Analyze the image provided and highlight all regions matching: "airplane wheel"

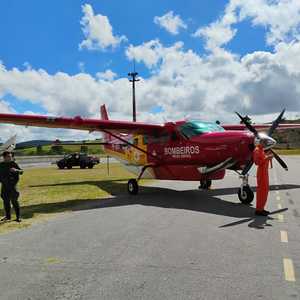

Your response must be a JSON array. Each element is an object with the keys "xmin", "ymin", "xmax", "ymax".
[
  {"xmin": 199, "ymin": 180, "xmax": 212, "ymax": 190},
  {"xmin": 238, "ymin": 185, "xmax": 254, "ymax": 205},
  {"xmin": 128, "ymin": 179, "xmax": 139, "ymax": 195}
]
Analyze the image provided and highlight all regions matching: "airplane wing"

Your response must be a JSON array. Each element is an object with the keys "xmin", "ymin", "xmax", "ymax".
[
  {"xmin": 222, "ymin": 124, "xmax": 300, "ymax": 131},
  {"xmin": 0, "ymin": 113, "xmax": 164, "ymax": 135}
]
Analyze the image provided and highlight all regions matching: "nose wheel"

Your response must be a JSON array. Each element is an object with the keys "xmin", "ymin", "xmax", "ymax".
[{"xmin": 238, "ymin": 174, "xmax": 254, "ymax": 204}]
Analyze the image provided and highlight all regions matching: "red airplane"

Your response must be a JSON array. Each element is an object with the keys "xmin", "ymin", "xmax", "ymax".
[{"xmin": 0, "ymin": 106, "xmax": 299, "ymax": 204}]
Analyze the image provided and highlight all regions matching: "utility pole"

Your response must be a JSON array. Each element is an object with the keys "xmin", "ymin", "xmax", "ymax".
[{"xmin": 128, "ymin": 63, "xmax": 140, "ymax": 122}]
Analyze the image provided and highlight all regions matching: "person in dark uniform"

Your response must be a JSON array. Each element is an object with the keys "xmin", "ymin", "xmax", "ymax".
[{"xmin": 0, "ymin": 151, "xmax": 23, "ymax": 222}]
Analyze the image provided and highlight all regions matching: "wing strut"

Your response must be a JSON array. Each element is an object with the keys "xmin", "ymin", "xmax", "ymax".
[{"xmin": 102, "ymin": 129, "xmax": 160, "ymax": 161}]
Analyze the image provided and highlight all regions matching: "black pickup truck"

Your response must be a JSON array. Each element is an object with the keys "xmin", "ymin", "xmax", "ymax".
[{"xmin": 56, "ymin": 153, "xmax": 100, "ymax": 169}]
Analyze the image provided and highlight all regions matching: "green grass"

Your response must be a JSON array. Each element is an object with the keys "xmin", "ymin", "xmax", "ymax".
[
  {"xmin": 0, "ymin": 163, "xmax": 137, "ymax": 233},
  {"xmin": 274, "ymin": 149, "xmax": 300, "ymax": 155}
]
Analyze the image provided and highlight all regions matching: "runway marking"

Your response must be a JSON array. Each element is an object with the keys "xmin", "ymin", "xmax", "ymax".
[
  {"xmin": 278, "ymin": 203, "xmax": 282, "ymax": 210},
  {"xmin": 283, "ymin": 258, "xmax": 296, "ymax": 282},
  {"xmin": 44, "ymin": 257, "xmax": 62, "ymax": 265},
  {"xmin": 278, "ymin": 214, "xmax": 284, "ymax": 222},
  {"xmin": 280, "ymin": 231, "xmax": 288, "ymax": 243}
]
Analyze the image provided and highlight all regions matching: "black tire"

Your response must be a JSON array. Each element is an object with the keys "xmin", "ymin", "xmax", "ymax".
[
  {"xmin": 128, "ymin": 179, "xmax": 139, "ymax": 195},
  {"xmin": 80, "ymin": 163, "xmax": 86, "ymax": 169},
  {"xmin": 88, "ymin": 164, "xmax": 94, "ymax": 169},
  {"xmin": 67, "ymin": 163, "xmax": 72, "ymax": 169},
  {"xmin": 199, "ymin": 179, "xmax": 212, "ymax": 190},
  {"xmin": 57, "ymin": 163, "xmax": 65, "ymax": 169},
  {"xmin": 238, "ymin": 185, "xmax": 254, "ymax": 204}
]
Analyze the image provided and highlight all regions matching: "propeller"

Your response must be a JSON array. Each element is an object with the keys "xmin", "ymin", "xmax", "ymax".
[
  {"xmin": 235, "ymin": 112, "xmax": 258, "ymax": 136},
  {"xmin": 236, "ymin": 109, "xmax": 288, "ymax": 174},
  {"xmin": 268, "ymin": 109, "xmax": 285, "ymax": 137},
  {"xmin": 270, "ymin": 149, "xmax": 288, "ymax": 171}
]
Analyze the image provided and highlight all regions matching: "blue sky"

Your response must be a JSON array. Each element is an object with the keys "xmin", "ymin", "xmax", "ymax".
[
  {"xmin": 1, "ymin": 0, "xmax": 300, "ymax": 142},
  {"xmin": 0, "ymin": 0, "xmax": 268, "ymax": 78}
]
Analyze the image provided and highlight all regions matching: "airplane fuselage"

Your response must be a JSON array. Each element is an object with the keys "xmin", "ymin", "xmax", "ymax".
[{"xmin": 104, "ymin": 121, "xmax": 255, "ymax": 181}]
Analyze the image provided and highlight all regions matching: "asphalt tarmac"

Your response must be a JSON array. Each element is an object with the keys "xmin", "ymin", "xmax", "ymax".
[{"xmin": 0, "ymin": 157, "xmax": 300, "ymax": 300}]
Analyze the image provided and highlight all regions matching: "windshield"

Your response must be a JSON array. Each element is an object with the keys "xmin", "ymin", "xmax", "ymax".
[{"xmin": 178, "ymin": 120, "xmax": 224, "ymax": 138}]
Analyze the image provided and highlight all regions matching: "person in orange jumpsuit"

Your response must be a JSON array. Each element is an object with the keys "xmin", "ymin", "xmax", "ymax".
[{"xmin": 253, "ymin": 141, "xmax": 273, "ymax": 216}]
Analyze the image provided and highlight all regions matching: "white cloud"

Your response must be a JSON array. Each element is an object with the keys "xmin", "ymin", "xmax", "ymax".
[
  {"xmin": 79, "ymin": 4, "xmax": 126, "ymax": 51},
  {"xmin": 2, "ymin": 39, "xmax": 300, "ymax": 141},
  {"xmin": 233, "ymin": 0, "xmax": 300, "ymax": 45},
  {"xmin": 96, "ymin": 69, "xmax": 117, "ymax": 81},
  {"xmin": 194, "ymin": 0, "xmax": 300, "ymax": 51},
  {"xmin": 1, "ymin": 39, "xmax": 300, "ymax": 132},
  {"xmin": 126, "ymin": 39, "xmax": 184, "ymax": 68},
  {"xmin": 154, "ymin": 11, "xmax": 187, "ymax": 35},
  {"xmin": 193, "ymin": 22, "xmax": 237, "ymax": 51}
]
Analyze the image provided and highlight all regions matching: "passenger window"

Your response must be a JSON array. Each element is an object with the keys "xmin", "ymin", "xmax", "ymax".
[
  {"xmin": 143, "ymin": 135, "xmax": 148, "ymax": 145},
  {"xmin": 149, "ymin": 132, "xmax": 170, "ymax": 144}
]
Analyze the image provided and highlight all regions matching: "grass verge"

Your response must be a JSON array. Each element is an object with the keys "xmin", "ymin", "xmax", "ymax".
[
  {"xmin": 274, "ymin": 149, "xmax": 300, "ymax": 155},
  {"xmin": 0, "ymin": 163, "xmax": 136, "ymax": 234}
]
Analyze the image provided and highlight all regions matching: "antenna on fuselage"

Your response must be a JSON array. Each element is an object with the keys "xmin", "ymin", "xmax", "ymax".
[{"xmin": 128, "ymin": 60, "xmax": 140, "ymax": 122}]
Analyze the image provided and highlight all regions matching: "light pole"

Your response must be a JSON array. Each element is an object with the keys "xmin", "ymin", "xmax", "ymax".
[{"xmin": 128, "ymin": 71, "xmax": 140, "ymax": 122}]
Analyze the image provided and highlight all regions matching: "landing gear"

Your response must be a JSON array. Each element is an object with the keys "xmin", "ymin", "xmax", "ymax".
[
  {"xmin": 127, "ymin": 165, "xmax": 152, "ymax": 195},
  {"xmin": 238, "ymin": 174, "xmax": 254, "ymax": 204},
  {"xmin": 199, "ymin": 179, "xmax": 212, "ymax": 190},
  {"xmin": 127, "ymin": 179, "xmax": 139, "ymax": 195}
]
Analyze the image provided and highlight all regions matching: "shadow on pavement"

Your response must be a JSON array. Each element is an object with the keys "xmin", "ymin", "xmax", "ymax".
[
  {"xmin": 220, "ymin": 208, "xmax": 288, "ymax": 229},
  {"xmin": 5, "ymin": 180, "xmax": 296, "ymax": 228}
]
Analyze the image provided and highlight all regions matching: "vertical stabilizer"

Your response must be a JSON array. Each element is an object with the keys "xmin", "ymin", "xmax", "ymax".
[
  {"xmin": 100, "ymin": 104, "xmax": 109, "ymax": 121},
  {"xmin": 100, "ymin": 105, "xmax": 111, "ymax": 142}
]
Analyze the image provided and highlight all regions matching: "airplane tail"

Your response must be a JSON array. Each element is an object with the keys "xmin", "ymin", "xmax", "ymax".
[{"xmin": 100, "ymin": 105, "xmax": 112, "ymax": 142}]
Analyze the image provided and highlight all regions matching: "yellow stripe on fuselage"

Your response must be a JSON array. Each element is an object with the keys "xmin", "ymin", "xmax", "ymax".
[{"xmin": 105, "ymin": 134, "xmax": 148, "ymax": 166}]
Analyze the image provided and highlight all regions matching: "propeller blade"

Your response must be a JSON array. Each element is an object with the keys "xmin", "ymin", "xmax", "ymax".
[
  {"xmin": 268, "ymin": 109, "xmax": 285, "ymax": 137},
  {"xmin": 242, "ymin": 160, "xmax": 254, "ymax": 175},
  {"xmin": 270, "ymin": 149, "xmax": 288, "ymax": 171},
  {"xmin": 235, "ymin": 112, "xmax": 258, "ymax": 136}
]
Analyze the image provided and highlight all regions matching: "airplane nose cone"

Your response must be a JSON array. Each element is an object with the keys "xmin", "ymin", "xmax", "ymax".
[{"xmin": 258, "ymin": 133, "xmax": 276, "ymax": 149}]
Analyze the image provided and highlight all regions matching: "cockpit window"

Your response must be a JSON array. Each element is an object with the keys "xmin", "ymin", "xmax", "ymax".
[{"xmin": 178, "ymin": 120, "xmax": 224, "ymax": 138}]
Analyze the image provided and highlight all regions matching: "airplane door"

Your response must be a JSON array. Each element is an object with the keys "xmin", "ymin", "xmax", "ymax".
[{"xmin": 147, "ymin": 132, "xmax": 168, "ymax": 162}]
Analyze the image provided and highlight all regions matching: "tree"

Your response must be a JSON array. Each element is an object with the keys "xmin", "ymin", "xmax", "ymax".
[
  {"xmin": 36, "ymin": 145, "xmax": 43, "ymax": 155},
  {"xmin": 51, "ymin": 145, "xmax": 63, "ymax": 154}
]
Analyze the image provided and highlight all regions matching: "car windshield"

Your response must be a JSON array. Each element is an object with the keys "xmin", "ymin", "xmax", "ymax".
[{"xmin": 178, "ymin": 120, "xmax": 224, "ymax": 138}]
